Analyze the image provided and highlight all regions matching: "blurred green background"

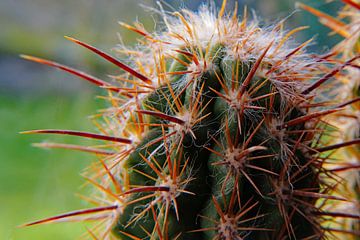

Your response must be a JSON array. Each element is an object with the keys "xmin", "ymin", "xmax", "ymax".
[{"xmin": 0, "ymin": 0, "xmax": 341, "ymax": 239}]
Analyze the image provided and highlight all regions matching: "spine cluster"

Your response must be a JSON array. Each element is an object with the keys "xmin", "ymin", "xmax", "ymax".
[
  {"xmin": 22, "ymin": 1, "xmax": 360, "ymax": 239},
  {"xmin": 299, "ymin": 1, "xmax": 360, "ymax": 238}
]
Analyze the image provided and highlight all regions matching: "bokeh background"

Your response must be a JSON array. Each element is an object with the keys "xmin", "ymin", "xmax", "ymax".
[{"xmin": 0, "ymin": 0, "xmax": 342, "ymax": 239}]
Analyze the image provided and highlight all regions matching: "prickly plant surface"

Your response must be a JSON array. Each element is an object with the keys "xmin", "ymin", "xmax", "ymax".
[
  {"xmin": 298, "ymin": 1, "xmax": 360, "ymax": 237},
  {"xmin": 22, "ymin": 1, "xmax": 360, "ymax": 239}
]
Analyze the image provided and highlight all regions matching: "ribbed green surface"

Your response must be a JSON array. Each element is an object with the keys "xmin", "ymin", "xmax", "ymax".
[{"xmin": 113, "ymin": 45, "xmax": 319, "ymax": 239}]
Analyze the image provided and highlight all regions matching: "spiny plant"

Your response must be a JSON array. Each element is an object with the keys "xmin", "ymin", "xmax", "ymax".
[
  {"xmin": 298, "ymin": 1, "xmax": 360, "ymax": 238},
  {"xmin": 21, "ymin": 1, "xmax": 360, "ymax": 239}
]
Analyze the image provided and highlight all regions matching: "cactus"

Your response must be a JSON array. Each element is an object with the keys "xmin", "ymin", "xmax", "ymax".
[
  {"xmin": 21, "ymin": 1, "xmax": 360, "ymax": 239},
  {"xmin": 298, "ymin": 1, "xmax": 360, "ymax": 238}
]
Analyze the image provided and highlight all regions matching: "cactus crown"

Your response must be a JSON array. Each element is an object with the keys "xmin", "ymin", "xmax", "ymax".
[{"xmin": 21, "ymin": 1, "xmax": 360, "ymax": 239}]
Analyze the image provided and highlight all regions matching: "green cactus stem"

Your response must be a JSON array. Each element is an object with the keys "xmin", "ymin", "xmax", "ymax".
[{"xmin": 21, "ymin": 1, "xmax": 360, "ymax": 239}]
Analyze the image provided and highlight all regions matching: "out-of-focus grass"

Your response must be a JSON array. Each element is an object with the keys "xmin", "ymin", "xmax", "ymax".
[{"xmin": 0, "ymin": 93, "xmax": 103, "ymax": 239}]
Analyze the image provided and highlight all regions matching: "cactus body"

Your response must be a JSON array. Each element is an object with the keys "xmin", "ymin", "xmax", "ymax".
[{"xmin": 22, "ymin": 1, "xmax": 360, "ymax": 239}]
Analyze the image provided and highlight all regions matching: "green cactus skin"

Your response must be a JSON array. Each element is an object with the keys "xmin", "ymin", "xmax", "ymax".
[
  {"xmin": 111, "ymin": 43, "xmax": 324, "ymax": 239},
  {"xmin": 21, "ymin": 1, "xmax": 360, "ymax": 239}
]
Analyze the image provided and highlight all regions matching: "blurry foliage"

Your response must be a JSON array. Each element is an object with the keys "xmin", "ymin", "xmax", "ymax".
[
  {"xmin": 0, "ymin": 0, "xmax": 341, "ymax": 57},
  {"xmin": 0, "ymin": 93, "xmax": 103, "ymax": 239},
  {"xmin": 0, "ymin": 0, "xmax": 154, "ymax": 55}
]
